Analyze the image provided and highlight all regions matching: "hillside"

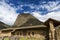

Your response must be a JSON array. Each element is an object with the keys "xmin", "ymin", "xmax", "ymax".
[{"xmin": 0, "ymin": 21, "xmax": 10, "ymax": 29}]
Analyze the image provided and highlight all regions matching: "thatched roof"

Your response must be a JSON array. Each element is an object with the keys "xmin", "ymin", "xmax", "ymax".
[
  {"xmin": 44, "ymin": 18, "xmax": 60, "ymax": 27},
  {"xmin": 13, "ymin": 13, "xmax": 43, "ymax": 27}
]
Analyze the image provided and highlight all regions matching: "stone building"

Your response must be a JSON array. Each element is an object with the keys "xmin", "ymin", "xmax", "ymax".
[{"xmin": 0, "ymin": 13, "xmax": 60, "ymax": 40}]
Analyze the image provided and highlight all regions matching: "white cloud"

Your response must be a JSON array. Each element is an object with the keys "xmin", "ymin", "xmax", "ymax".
[
  {"xmin": 0, "ymin": 0, "xmax": 19, "ymax": 26},
  {"xmin": 23, "ymin": 11, "xmax": 30, "ymax": 13},
  {"xmin": 42, "ymin": 1, "xmax": 60, "ymax": 11},
  {"xmin": 23, "ymin": 1, "xmax": 60, "ymax": 12},
  {"xmin": 31, "ymin": 1, "xmax": 60, "ymax": 22},
  {"xmin": 32, "ymin": 11, "xmax": 60, "ymax": 22}
]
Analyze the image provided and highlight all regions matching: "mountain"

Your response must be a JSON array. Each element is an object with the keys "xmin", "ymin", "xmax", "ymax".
[
  {"xmin": 0, "ymin": 21, "xmax": 10, "ymax": 29},
  {"xmin": 13, "ymin": 13, "xmax": 43, "ymax": 27}
]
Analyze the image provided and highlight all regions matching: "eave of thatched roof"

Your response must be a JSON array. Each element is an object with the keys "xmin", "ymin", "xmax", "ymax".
[
  {"xmin": 1, "ymin": 18, "xmax": 60, "ymax": 31},
  {"xmin": 1, "ymin": 25, "xmax": 47, "ymax": 31}
]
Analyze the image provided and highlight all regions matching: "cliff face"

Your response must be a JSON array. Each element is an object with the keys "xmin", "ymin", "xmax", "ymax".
[{"xmin": 13, "ymin": 13, "xmax": 43, "ymax": 27}]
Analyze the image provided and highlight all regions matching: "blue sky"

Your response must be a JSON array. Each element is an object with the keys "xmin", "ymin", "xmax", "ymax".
[
  {"xmin": 0, "ymin": 0, "xmax": 60, "ymax": 26},
  {"xmin": 6, "ymin": 0, "xmax": 60, "ymax": 15}
]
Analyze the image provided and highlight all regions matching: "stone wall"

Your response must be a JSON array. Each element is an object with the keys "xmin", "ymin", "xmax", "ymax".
[
  {"xmin": 55, "ymin": 26, "xmax": 60, "ymax": 40},
  {"xmin": 12, "ymin": 28, "xmax": 49, "ymax": 40},
  {"xmin": 0, "ymin": 32, "xmax": 11, "ymax": 37}
]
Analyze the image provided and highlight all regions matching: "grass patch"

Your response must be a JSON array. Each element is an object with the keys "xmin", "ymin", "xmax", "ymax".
[
  {"xmin": 19, "ymin": 37, "xmax": 42, "ymax": 40},
  {"xmin": 4, "ymin": 37, "xmax": 9, "ymax": 40},
  {"xmin": 3, "ymin": 37, "xmax": 45, "ymax": 40},
  {"xmin": 19, "ymin": 37, "xmax": 27, "ymax": 40}
]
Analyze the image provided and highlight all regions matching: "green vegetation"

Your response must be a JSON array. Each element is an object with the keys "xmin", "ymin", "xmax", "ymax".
[
  {"xmin": 19, "ymin": 37, "xmax": 44, "ymax": 40},
  {"xmin": 4, "ymin": 37, "xmax": 9, "ymax": 40},
  {"xmin": 19, "ymin": 37, "xmax": 27, "ymax": 40},
  {"xmin": 3, "ymin": 37, "xmax": 44, "ymax": 40}
]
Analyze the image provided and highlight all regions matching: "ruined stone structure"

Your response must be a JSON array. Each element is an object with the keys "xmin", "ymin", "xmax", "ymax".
[{"xmin": 0, "ymin": 13, "xmax": 60, "ymax": 40}]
